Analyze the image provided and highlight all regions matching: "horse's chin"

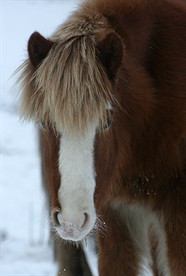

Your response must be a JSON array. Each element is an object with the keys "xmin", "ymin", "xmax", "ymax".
[
  {"xmin": 55, "ymin": 223, "xmax": 94, "ymax": 242},
  {"xmin": 55, "ymin": 214, "xmax": 96, "ymax": 242}
]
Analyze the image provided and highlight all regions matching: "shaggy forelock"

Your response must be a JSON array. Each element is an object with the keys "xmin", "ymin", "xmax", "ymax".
[{"xmin": 19, "ymin": 13, "xmax": 115, "ymax": 133}]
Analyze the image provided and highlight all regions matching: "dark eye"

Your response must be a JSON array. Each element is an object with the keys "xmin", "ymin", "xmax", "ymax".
[
  {"xmin": 38, "ymin": 121, "xmax": 47, "ymax": 130},
  {"xmin": 103, "ymin": 111, "xmax": 112, "ymax": 130}
]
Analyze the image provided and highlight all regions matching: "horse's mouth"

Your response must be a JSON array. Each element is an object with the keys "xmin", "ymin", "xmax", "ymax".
[{"xmin": 52, "ymin": 208, "xmax": 96, "ymax": 242}]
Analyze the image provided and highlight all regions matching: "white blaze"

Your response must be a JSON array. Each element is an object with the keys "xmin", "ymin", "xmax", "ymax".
[{"xmin": 57, "ymin": 124, "xmax": 97, "ymax": 240}]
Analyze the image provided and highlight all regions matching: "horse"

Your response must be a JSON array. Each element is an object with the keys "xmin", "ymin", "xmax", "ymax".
[{"xmin": 18, "ymin": 0, "xmax": 186, "ymax": 275}]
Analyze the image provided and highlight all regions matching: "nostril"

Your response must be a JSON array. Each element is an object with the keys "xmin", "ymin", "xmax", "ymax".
[
  {"xmin": 81, "ymin": 212, "xmax": 90, "ymax": 229},
  {"xmin": 52, "ymin": 208, "xmax": 61, "ymax": 226}
]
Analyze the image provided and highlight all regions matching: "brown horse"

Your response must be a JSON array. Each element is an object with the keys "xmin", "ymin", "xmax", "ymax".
[{"xmin": 18, "ymin": 0, "xmax": 186, "ymax": 275}]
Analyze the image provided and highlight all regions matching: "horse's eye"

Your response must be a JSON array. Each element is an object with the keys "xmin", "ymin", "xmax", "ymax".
[
  {"xmin": 103, "ymin": 111, "xmax": 112, "ymax": 131},
  {"xmin": 38, "ymin": 121, "xmax": 47, "ymax": 130}
]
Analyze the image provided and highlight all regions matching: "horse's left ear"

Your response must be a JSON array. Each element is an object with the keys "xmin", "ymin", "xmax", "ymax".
[
  {"xmin": 94, "ymin": 31, "xmax": 124, "ymax": 81},
  {"xmin": 28, "ymin": 32, "xmax": 55, "ymax": 68}
]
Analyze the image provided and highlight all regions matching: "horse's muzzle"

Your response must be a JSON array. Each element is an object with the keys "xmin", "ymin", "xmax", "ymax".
[{"xmin": 52, "ymin": 208, "xmax": 95, "ymax": 241}]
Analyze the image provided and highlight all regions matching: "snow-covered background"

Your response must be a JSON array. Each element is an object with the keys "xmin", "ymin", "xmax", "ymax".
[{"xmin": 1, "ymin": 1, "xmax": 152, "ymax": 275}]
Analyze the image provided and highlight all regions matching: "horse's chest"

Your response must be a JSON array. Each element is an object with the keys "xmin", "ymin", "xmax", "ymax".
[{"xmin": 110, "ymin": 201, "xmax": 170, "ymax": 275}]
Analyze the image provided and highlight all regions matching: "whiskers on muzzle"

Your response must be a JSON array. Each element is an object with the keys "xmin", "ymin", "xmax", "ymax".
[
  {"xmin": 93, "ymin": 215, "xmax": 108, "ymax": 237},
  {"xmin": 50, "ymin": 212, "xmax": 108, "ymax": 245}
]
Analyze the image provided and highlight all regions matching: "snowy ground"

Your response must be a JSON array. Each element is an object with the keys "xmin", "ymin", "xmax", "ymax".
[{"xmin": 1, "ymin": 1, "xmax": 151, "ymax": 275}]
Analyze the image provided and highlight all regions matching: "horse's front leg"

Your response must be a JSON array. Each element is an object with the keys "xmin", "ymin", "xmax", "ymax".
[
  {"xmin": 56, "ymin": 238, "xmax": 92, "ymax": 276},
  {"xmin": 162, "ymin": 186, "xmax": 186, "ymax": 276},
  {"xmin": 97, "ymin": 205, "xmax": 146, "ymax": 276}
]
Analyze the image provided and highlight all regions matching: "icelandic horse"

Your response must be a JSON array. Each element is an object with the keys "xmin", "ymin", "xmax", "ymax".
[{"xmin": 18, "ymin": 0, "xmax": 186, "ymax": 275}]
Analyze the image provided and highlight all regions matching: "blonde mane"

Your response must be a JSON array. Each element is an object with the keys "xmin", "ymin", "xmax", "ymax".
[{"xmin": 19, "ymin": 11, "xmax": 116, "ymax": 133}]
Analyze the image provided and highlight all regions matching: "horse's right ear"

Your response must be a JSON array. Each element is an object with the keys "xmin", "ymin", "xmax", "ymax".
[
  {"xmin": 94, "ymin": 31, "xmax": 124, "ymax": 81},
  {"xmin": 28, "ymin": 32, "xmax": 55, "ymax": 68}
]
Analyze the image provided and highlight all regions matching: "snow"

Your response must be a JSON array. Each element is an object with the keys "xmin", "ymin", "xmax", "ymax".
[{"xmin": 0, "ymin": 1, "xmax": 151, "ymax": 275}]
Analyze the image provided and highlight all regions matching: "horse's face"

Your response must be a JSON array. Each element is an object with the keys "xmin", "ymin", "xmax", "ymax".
[
  {"xmin": 56, "ymin": 124, "xmax": 98, "ymax": 241},
  {"xmin": 24, "ymin": 29, "xmax": 123, "ymax": 241}
]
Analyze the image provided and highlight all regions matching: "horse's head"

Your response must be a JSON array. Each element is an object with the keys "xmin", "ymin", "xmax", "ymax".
[{"xmin": 19, "ymin": 16, "xmax": 124, "ymax": 241}]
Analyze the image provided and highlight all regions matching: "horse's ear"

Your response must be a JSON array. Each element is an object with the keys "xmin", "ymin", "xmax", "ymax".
[
  {"xmin": 94, "ymin": 31, "xmax": 123, "ymax": 81},
  {"xmin": 28, "ymin": 32, "xmax": 55, "ymax": 68}
]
